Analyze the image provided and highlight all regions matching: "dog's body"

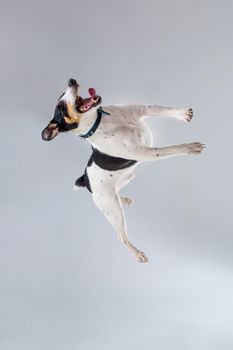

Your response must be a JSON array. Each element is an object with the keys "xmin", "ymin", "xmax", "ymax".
[{"xmin": 42, "ymin": 79, "xmax": 205, "ymax": 262}]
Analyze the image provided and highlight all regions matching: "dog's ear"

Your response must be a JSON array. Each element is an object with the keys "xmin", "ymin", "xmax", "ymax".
[{"xmin": 41, "ymin": 122, "xmax": 59, "ymax": 141}]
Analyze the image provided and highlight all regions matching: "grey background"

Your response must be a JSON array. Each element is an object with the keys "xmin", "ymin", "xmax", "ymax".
[{"xmin": 0, "ymin": 0, "xmax": 233, "ymax": 349}]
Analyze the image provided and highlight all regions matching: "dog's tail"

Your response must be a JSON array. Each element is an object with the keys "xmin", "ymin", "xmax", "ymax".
[
  {"xmin": 73, "ymin": 173, "xmax": 92, "ymax": 193},
  {"xmin": 73, "ymin": 175, "xmax": 86, "ymax": 191}
]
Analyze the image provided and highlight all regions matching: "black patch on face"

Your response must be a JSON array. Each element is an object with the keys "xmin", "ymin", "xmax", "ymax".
[
  {"xmin": 58, "ymin": 92, "xmax": 65, "ymax": 101},
  {"xmin": 51, "ymin": 102, "xmax": 78, "ymax": 132},
  {"xmin": 54, "ymin": 101, "xmax": 66, "ymax": 123},
  {"xmin": 68, "ymin": 78, "xmax": 78, "ymax": 87}
]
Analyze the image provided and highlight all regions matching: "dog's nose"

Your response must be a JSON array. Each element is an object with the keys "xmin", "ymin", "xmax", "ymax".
[{"xmin": 68, "ymin": 78, "xmax": 78, "ymax": 88}]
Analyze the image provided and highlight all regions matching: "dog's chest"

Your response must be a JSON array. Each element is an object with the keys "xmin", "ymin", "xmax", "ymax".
[
  {"xmin": 75, "ymin": 105, "xmax": 153, "ymax": 159},
  {"xmin": 90, "ymin": 121, "xmax": 152, "ymax": 159}
]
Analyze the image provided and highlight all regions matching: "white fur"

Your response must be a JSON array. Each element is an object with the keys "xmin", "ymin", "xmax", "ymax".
[
  {"xmin": 72, "ymin": 104, "xmax": 204, "ymax": 262},
  {"xmin": 61, "ymin": 86, "xmax": 77, "ymax": 104}
]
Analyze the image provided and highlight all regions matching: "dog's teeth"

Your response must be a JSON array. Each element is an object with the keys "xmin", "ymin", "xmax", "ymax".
[{"xmin": 80, "ymin": 103, "xmax": 93, "ymax": 112}]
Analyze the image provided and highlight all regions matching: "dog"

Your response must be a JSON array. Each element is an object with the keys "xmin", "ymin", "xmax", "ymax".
[{"xmin": 42, "ymin": 78, "xmax": 205, "ymax": 262}]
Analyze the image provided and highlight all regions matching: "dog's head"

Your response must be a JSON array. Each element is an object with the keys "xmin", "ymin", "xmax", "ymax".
[{"xmin": 42, "ymin": 78, "xmax": 102, "ymax": 141}]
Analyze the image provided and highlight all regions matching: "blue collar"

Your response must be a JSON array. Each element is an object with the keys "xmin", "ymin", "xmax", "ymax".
[{"xmin": 79, "ymin": 107, "xmax": 110, "ymax": 139}]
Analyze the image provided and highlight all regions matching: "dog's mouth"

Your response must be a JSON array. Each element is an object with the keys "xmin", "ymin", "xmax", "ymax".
[{"xmin": 76, "ymin": 88, "xmax": 101, "ymax": 113}]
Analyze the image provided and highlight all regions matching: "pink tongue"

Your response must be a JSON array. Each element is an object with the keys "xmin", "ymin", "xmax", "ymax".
[
  {"xmin": 88, "ymin": 87, "xmax": 96, "ymax": 97},
  {"xmin": 81, "ymin": 88, "xmax": 96, "ymax": 109}
]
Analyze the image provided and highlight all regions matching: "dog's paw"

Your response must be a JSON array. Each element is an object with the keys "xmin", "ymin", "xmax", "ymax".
[
  {"xmin": 184, "ymin": 108, "xmax": 193, "ymax": 122},
  {"xmin": 184, "ymin": 142, "xmax": 206, "ymax": 155},
  {"xmin": 121, "ymin": 196, "xmax": 133, "ymax": 206},
  {"xmin": 176, "ymin": 108, "xmax": 193, "ymax": 122},
  {"xmin": 135, "ymin": 250, "xmax": 149, "ymax": 263}
]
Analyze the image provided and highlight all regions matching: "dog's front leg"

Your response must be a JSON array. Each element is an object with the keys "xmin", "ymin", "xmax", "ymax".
[
  {"xmin": 92, "ymin": 189, "xmax": 148, "ymax": 263},
  {"xmin": 141, "ymin": 105, "xmax": 193, "ymax": 122},
  {"xmin": 125, "ymin": 142, "xmax": 205, "ymax": 161}
]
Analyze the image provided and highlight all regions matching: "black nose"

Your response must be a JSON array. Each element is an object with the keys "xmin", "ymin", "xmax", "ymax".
[{"xmin": 68, "ymin": 78, "xmax": 78, "ymax": 88}]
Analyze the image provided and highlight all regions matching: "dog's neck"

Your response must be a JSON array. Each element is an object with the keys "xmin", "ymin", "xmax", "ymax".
[{"xmin": 72, "ymin": 107, "xmax": 99, "ymax": 136}]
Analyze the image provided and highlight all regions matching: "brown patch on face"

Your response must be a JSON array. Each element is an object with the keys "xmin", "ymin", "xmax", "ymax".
[{"xmin": 65, "ymin": 102, "xmax": 81, "ymax": 124}]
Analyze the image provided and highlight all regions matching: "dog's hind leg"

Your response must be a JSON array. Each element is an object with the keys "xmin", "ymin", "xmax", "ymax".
[
  {"xmin": 92, "ymin": 188, "xmax": 148, "ymax": 262},
  {"xmin": 121, "ymin": 196, "xmax": 133, "ymax": 206},
  {"xmin": 117, "ymin": 171, "xmax": 136, "ymax": 207}
]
